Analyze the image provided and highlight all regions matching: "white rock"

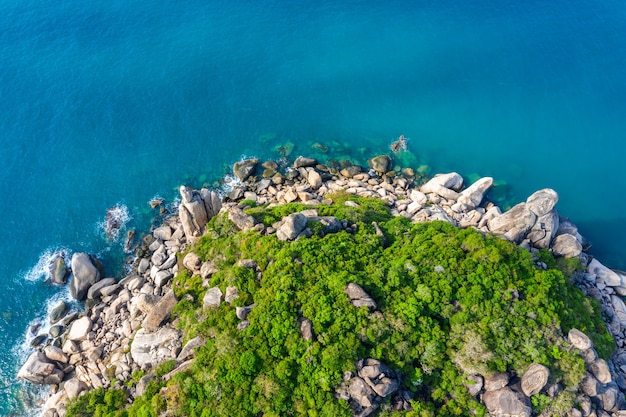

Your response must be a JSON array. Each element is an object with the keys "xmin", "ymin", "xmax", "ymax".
[
  {"xmin": 67, "ymin": 316, "xmax": 92, "ymax": 341},
  {"xmin": 203, "ymin": 287, "xmax": 223, "ymax": 308},
  {"xmin": 589, "ymin": 258, "xmax": 622, "ymax": 287},
  {"xmin": 421, "ymin": 172, "xmax": 464, "ymax": 192},
  {"xmin": 130, "ymin": 327, "xmax": 181, "ymax": 369},
  {"xmin": 457, "ymin": 177, "xmax": 493, "ymax": 209}
]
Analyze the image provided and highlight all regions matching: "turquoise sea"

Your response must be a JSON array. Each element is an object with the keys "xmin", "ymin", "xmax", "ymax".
[{"xmin": 1, "ymin": 0, "xmax": 625, "ymax": 414}]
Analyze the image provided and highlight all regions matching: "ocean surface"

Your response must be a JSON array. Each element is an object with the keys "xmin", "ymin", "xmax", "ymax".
[{"xmin": 1, "ymin": 0, "xmax": 625, "ymax": 414}]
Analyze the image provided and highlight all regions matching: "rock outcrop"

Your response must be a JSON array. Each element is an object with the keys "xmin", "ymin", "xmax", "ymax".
[{"xmin": 69, "ymin": 253, "xmax": 101, "ymax": 301}]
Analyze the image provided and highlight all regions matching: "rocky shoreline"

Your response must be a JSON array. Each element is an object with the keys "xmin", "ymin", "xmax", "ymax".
[{"xmin": 18, "ymin": 154, "xmax": 626, "ymax": 417}]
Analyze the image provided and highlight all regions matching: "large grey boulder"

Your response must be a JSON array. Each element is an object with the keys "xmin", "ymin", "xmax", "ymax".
[
  {"xmin": 203, "ymin": 287, "xmax": 223, "ymax": 308},
  {"xmin": 526, "ymin": 188, "xmax": 559, "ymax": 217},
  {"xmin": 293, "ymin": 157, "xmax": 317, "ymax": 168},
  {"xmin": 67, "ymin": 316, "xmax": 92, "ymax": 341},
  {"xmin": 345, "ymin": 283, "xmax": 377, "ymax": 311},
  {"xmin": 596, "ymin": 382, "xmax": 623, "ymax": 413},
  {"xmin": 484, "ymin": 372, "xmax": 510, "ymax": 391},
  {"xmin": 152, "ymin": 225, "xmax": 173, "ymax": 241},
  {"xmin": 200, "ymin": 188, "xmax": 222, "ymax": 218},
  {"xmin": 228, "ymin": 207, "xmax": 256, "ymax": 231},
  {"xmin": 86, "ymin": 277, "xmax": 117, "ymax": 300},
  {"xmin": 487, "ymin": 203, "xmax": 537, "ymax": 243},
  {"xmin": 130, "ymin": 327, "xmax": 181, "ymax": 369},
  {"xmin": 70, "ymin": 253, "xmax": 101, "ymax": 301},
  {"xmin": 307, "ymin": 169, "xmax": 323, "ymax": 190},
  {"xmin": 590, "ymin": 358, "xmax": 612, "ymax": 384},
  {"xmin": 18, "ymin": 351, "xmax": 64, "ymax": 385},
  {"xmin": 348, "ymin": 376, "xmax": 376, "ymax": 409},
  {"xmin": 526, "ymin": 211, "xmax": 559, "ymax": 249},
  {"xmin": 64, "ymin": 378, "xmax": 88, "ymax": 399},
  {"xmin": 482, "ymin": 387, "xmax": 531, "ymax": 417},
  {"xmin": 421, "ymin": 172, "xmax": 464, "ymax": 193},
  {"xmin": 179, "ymin": 186, "xmax": 209, "ymax": 239},
  {"xmin": 456, "ymin": 177, "xmax": 493, "ymax": 209},
  {"xmin": 177, "ymin": 336, "xmax": 205, "ymax": 362},
  {"xmin": 233, "ymin": 158, "xmax": 259, "ymax": 181},
  {"xmin": 276, "ymin": 213, "xmax": 307, "ymax": 241},
  {"xmin": 551, "ymin": 233, "xmax": 583, "ymax": 258},
  {"xmin": 568, "ymin": 328, "xmax": 593, "ymax": 351},
  {"xmin": 299, "ymin": 317, "xmax": 314, "ymax": 341},
  {"xmin": 465, "ymin": 374, "xmax": 484, "ymax": 397},
  {"xmin": 142, "ymin": 290, "xmax": 178, "ymax": 332},
  {"xmin": 521, "ymin": 363, "xmax": 549, "ymax": 397},
  {"xmin": 589, "ymin": 258, "xmax": 623, "ymax": 287},
  {"xmin": 43, "ymin": 345, "xmax": 69, "ymax": 364}
]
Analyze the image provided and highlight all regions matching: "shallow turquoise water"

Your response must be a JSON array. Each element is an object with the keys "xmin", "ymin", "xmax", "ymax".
[{"xmin": 1, "ymin": 0, "xmax": 625, "ymax": 414}]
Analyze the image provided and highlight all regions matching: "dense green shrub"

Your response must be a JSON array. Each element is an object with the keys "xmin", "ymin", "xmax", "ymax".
[{"xmin": 66, "ymin": 197, "xmax": 613, "ymax": 417}]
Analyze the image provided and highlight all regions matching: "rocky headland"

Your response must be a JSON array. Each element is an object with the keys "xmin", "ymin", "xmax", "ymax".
[{"xmin": 19, "ymin": 154, "xmax": 626, "ymax": 417}]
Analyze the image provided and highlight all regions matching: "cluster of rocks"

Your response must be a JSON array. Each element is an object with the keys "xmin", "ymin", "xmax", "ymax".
[
  {"xmin": 335, "ymin": 358, "xmax": 408, "ymax": 417},
  {"xmin": 19, "ymin": 153, "xmax": 626, "ymax": 417},
  {"xmin": 460, "ymin": 329, "xmax": 625, "ymax": 417}
]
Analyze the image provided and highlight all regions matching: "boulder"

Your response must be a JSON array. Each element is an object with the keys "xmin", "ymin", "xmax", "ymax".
[
  {"xmin": 200, "ymin": 188, "xmax": 222, "ymax": 218},
  {"xmin": 525, "ymin": 188, "xmax": 559, "ymax": 217},
  {"xmin": 596, "ymin": 382, "xmax": 623, "ymax": 413},
  {"xmin": 421, "ymin": 172, "xmax": 464, "ymax": 193},
  {"xmin": 568, "ymin": 328, "xmax": 592, "ymax": 351},
  {"xmin": 293, "ymin": 157, "xmax": 317, "ymax": 168},
  {"xmin": 484, "ymin": 372, "xmax": 509, "ymax": 392},
  {"xmin": 482, "ymin": 387, "xmax": 531, "ymax": 417},
  {"xmin": 358, "ymin": 359, "xmax": 399, "ymax": 398},
  {"xmin": 521, "ymin": 363, "xmax": 549, "ymax": 397},
  {"xmin": 368, "ymin": 155, "xmax": 392, "ymax": 174},
  {"xmin": 307, "ymin": 169, "xmax": 323, "ymax": 190},
  {"xmin": 18, "ymin": 351, "xmax": 64, "ymax": 385},
  {"xmin": 526, "ymin": 211, "xmax": 559, "ymax": 249},
  {"xmin": 610, "ymin": 295, "xmax": 626, "ymax": 326},
  {"xmin": 235, "ymin": 304, "xmax": 255, "ymax": 321},
  {"xmin": 67, "ymin": 316, "xmax": 92, "ymax": 341},
  {"xmin": 49, "ymin": 301, "xmax": 69, "ymax": 325},
  {"xmin": 225, "ymin": 286, "xmax": 239, "ymax": 304},
  {"xmin": 70, "ymin": 253, "xmax": 101, "ymax": 301},
  {"xmin": 179, "ymin": 186, "xmax": 209, "ymax": 238},
  {"xmin": 50, "ymin": 256, "xmax": 69, "ymax": 285},
  {"xmin": 64, "ymin": 378, "xmax": 88, "ymax": 399},
  {"xmin": 233, "ymin": 158, "xmax": 259, "ymax": 181},
  {"xmin": 345, "ymin": 283, "xmax": 377, "ymax": 311},
  {"xmin": 130, "ymin": 327, "xmax": 181, "ymax": 369},
  {"xmin": 340, "ymin": 166, "xmax": 362, "ymax": 178},
  {"xmin": 203, "ymin": 287, "xmax": 223, "ymax": 308},
  {"xmin": 228, "ymin": 207, "xmax": 256, "ymax": 231},
  {"xmin": 43, "ymin": 345, "xmax": 69, "ymax": 364},
  {"xmin": 348, "ymin": 376, "xmax": 376, "ymax": 408},
  {"xmin": 299, "ymin": 317, "xmax": 314, "ymax": 341},
  {"xmin": 276, "ymin": 213, "xmax": 307, "ymax": 241},
  {"xmin": 551, "ymin": 234, "xmax": 583, "ymax": 258},
  {"xmin": 135, "ymin": 293, "xmax": 162, "ymax": 315},
  {"xmin": 466, "ymin": 374, "xmax": 484, "ymax": 396},
  {"xmin": 142, "ymin": 290, "xmax": 178, "ymax": 332},
  {"xmin": 590, "ymin": 358, "xmax": 612, "ymax": 384},
  {"xmin": 183, "ymin": 253, "xmax": 202, "ymax": 273},
  {"xmin": 487, "ymin": 203, "xmax": 537, "ymax": 243},
  {"xmin": 154, "ymin": 270, "xmax": 173, "ymax": 288},
  {"xmin": 86, "ymin": 277, "xmax": 117, "ymax": 299},
  {"xmin": 177, "ymin": 336, "xmax": 205, "ymax": 362},
  {"xmin": 152, "ymin": 225, "xmax": 173, "ymax": 241},
  {"xmin": 589, "ymin": 258, "xmax": 623, "ymax": 288},
  {"xmin": 456, "ymin": 177, "xmax": 493, "ymax": 209}
]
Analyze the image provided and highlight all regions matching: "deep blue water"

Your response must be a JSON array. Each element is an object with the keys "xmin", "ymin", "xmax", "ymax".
[{"xmin": 1, "ymin": 0, "xmax": 625, "ymax": 414}]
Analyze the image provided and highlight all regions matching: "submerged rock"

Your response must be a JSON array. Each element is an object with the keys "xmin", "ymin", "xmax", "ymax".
[{"xmin": 233, "ymin": 158, "xmax": 259, "ymax": 181}]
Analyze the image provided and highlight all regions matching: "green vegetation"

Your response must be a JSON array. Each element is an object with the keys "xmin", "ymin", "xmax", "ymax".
[{"xmin": 67, "ymin": 195, "xmax": 613, "ymax": 417}]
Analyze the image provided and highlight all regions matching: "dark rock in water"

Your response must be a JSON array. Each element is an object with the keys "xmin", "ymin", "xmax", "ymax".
[
  {"xmin": 105, "ymin": 205, "xmax": 128, "ymax": 240},
  {"xmin": 124, "ymin": 229, "xmax": 136, "ymax": 253},
  {"xmin": 368, "ymin": 155, "xmax": 392, "ymax": 174},
  {"xmin": 233, "ymin": 158, "xmax": 259, "ymax": 182},
  {"xmin": 49, "ymin": 325, "xmax": 64, "ymax": 338},
  {"xmin": 340, "ymin": 166, "xmax": 362, "ymax": 178},
  {"xmin": 262, "ymin": 160, "xmax": 278, "ymax": 170},
  {"xmin": 50, "ymin": 256, "xmax": 69, "ymax": 285},
  {"xmin": 29, "ymin": 322, "xmax": 42, "ymax": 335},
  {"xmin": 294, "ymin": 156, "xmax": 317, "ymax": 168},
  {"xmin": 30, "ymin": 334, "xmax": 47, "ymax": 348},
  {"xmin": 49, "ymin": 301, "xmax": 69, "ymax": 324},
  {"xmin": 70, "ymin": 253, "xmax": 101, "ymax": 301}
]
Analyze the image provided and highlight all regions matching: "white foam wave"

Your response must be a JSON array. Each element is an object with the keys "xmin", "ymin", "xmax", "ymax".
[
  {"xmin": 98, "ymin": 203, "xmax": 131, "ymax": 241},
  {"xmin": 220, "ymin": 174, "xmax": 242, "ymax": 194},
  {"xmin": 22, "ymin": 248, "xmax": 71, "ymax": 283}
]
